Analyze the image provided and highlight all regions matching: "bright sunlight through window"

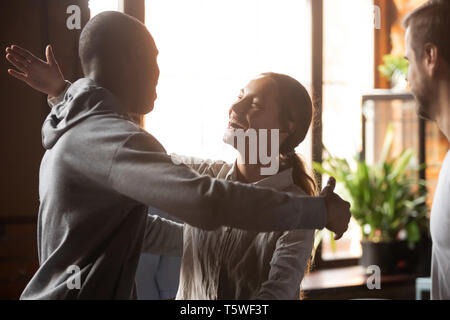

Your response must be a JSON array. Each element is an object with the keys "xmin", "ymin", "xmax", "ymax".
[
  {"xmin": 144, "ymin": 0, "xmax": 312, "ymax": 163},
  {"xmin": 88, "ymin": 0, "xmax": 119, "ymax": 18}
]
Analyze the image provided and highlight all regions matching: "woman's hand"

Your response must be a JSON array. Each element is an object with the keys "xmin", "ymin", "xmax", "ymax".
[{"xmin": 5, "ymin": 44, "xmax": 66, "ymax": 98}]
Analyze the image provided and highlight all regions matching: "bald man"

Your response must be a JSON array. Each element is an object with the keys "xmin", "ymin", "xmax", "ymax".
[{"xmin": 6, "ymin": 11, "xmax": 350, "ymax": 299}]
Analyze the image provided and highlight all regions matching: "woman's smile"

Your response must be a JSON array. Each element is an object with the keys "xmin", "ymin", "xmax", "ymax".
[{"xmin": 228, "ymin": 117, "xmax": 247, "ymax": 131}]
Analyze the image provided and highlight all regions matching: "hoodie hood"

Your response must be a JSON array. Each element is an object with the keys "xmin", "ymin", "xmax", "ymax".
[{"xmin": 42, "ymin": 78, "xmax": 130, "ymax": 150}]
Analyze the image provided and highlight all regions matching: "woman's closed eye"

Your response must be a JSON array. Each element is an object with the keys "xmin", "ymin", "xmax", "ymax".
[{"xmin": 252, "ymin": 101, "xmax": 263, "ymax": 108}]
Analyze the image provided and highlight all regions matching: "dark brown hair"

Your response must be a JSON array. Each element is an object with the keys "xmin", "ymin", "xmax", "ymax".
[
  {"xmin": 262, "ymin": 72, "xmax": 318, "ymax": 197},
  {"xmin": 261, "ymin": 73, "xmax": 318, "ymax": 299},
  {"xmin": 403, "ymin": 0, "xmax": 450, "ymax": 64}
]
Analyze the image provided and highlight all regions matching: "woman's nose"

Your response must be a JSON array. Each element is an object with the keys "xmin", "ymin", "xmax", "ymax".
[{"xmin": 230, "ymin": 99, "xmax": 248, "ymax": 117}]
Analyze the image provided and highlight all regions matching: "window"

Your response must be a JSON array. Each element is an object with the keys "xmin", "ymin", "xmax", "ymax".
[
  {"xmin": 144, "ymin": 0, "xmax": 312, "ymax": 163},
  {"xmin": 320, "ymin": 0, "xmax": 375, "ymax": 261},
  {"xmin": 88, "ymin": 0, "xmax": 119, "ymax": 18}
]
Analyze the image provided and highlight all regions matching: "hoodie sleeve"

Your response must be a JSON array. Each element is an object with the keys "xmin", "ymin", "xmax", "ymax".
[
  {"xmin": 108, "ymin": 132, "xmax": 327, "ymax": 232},
  {"xmin": 169, "ymin": 153, "xmax": 229, "ymax": 176},
  {"xmin": 47, "ymin": 80, "xmax": 72, "ymax": 108},
  {"xmin": 141, "ymin": 214, "xmax": 184, "ymax": 256},
  {"xmin": 256, "ymin": 229, "xmax": 314, "ymax": 300}
]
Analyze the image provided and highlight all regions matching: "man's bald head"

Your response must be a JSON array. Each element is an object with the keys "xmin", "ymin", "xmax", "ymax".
[{"xmin": 79, "ymin": 11, "xmax": 159, "ymax": 114}]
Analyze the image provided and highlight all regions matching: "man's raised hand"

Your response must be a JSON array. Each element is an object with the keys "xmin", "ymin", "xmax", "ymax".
[
  {"xmin": 320, "ymin": 177, "xmax": 351, "ymax": 240},
  {"xmin": 5, "ymin": 44, "xmax": 66, "ymax": 97}
]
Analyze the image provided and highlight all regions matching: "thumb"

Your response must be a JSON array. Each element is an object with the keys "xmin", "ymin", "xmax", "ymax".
[
  {"xmin": 46, "ymin": 45, "xmax": 56, "ymax": 66},
  {"xmin": 321, "ymin": 177, "xmax": 336, "ymax": 196}
]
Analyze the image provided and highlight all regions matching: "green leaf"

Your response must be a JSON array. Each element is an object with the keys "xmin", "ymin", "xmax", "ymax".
[
  {"xmin": 378, "ymin": 54, "xmax": 409, "ymax": 81},
  {"xmin": 317, "ymin": 135, "xmax": 429, "ymax": 243},
  {"xmin": 379, "ymin": 123, "xmax": 395, "ymax": 165},
  {"xmin": 406, "ymin": 222, "xmax": 421, "ymax": 244},
  {"xmin": 389, "ymin": 149, "xmax": 414, "ymax": 180}
]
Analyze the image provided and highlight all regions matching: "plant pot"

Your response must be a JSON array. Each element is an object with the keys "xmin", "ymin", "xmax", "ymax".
[{"xmin": 360, "ymin": 240, "xmax": 416, "ymax": 275}]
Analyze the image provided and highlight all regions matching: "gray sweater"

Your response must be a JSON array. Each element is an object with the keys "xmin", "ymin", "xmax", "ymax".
[
  {"xmin": 174, "ymin": 160, "xmax": 314, "ymax": 300},
  {"xmin": 20, "ymin": 78, "xmax": 326, "ymax": 299}
]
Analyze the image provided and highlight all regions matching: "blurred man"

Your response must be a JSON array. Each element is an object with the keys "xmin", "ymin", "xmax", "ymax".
[{"xmin": 403, "ymin": 0, "xmax": 450, "ymax": 299}]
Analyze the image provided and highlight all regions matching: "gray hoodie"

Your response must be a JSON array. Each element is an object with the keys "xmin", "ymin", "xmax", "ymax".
[{"xmin": 20, "ymin": 78, "xmax": 326, "ymax": 299}]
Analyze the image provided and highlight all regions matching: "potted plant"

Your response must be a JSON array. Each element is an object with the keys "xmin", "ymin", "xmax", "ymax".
[
  {"xmin": 378, "ymin": 54, "xmax": 409, "ymax": 90},
  {"xmin": 313, "ymin": 125, "xmax": 429, "ymax": 274}
]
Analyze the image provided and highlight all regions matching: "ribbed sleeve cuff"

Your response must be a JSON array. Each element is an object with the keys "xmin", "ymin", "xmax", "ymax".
[
  {"xmin": 295, "ymin": 196, "xmax": 327, "ymax": 230},
  {"xmin": 47, "ymin": 80, "xmax": 71, "ymax": 108}
]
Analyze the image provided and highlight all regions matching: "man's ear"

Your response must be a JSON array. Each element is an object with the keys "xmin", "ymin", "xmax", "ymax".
[{"xmin": 423, "ymin": 42, "xmax": 439, "ymax": 77}]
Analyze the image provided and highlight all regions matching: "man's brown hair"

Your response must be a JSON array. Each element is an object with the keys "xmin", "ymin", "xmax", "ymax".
[{"xmin": 403, "ymin": 0, "xmax": 450, "ymax": 64}]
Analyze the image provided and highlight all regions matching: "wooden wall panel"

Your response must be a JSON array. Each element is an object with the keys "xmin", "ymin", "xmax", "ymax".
[
  {"xmin": 0, "ymin": 0, "xmax": 88, "ymax": 299},
  {"xmin": 47, "ymin": 0, "xmax": 89, "ymax": 82},
  {"xmin": 311, "ymin": 0, "xmax": 323, "ymax": 188},
  {"xmin": 0, "ymin": 0, "xmax": 47, "ymax": 222},
  {"xmin": 374, "ymin": 0, "xmax": 395, "ymax": 89}
]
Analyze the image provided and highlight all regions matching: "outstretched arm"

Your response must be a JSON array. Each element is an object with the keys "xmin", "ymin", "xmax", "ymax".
[
  {"xmin": 256, "ymin": 229, "xmax": 314, "ymax": 299},
  {"xmin": 5, "ymin": 44, "xmax": 67, "ymax": 98},
  {"xmin": 141, "ymin": 214, "xmax": 184, "ymax": 257},
  {"xmin": 109, "ymin": 132, "xmax": 351, "ymax": 234},
  {"xmin": 169, "ymin": 153, "xmax": 229, "ymax": 176}
]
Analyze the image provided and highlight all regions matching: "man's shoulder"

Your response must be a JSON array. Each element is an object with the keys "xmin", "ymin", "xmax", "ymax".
[
  {"xmin": 60, "ymin": 114, "xmax": 165, "ymax": 160},
  {"xmin": 70, "ymin": 113, "xmax": 145, "ymax": 142}
]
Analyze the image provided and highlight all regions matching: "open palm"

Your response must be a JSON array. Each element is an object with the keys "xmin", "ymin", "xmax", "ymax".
[{"xmin": 5, "ymin": 44, "xmax": 66, "ymax": 97}]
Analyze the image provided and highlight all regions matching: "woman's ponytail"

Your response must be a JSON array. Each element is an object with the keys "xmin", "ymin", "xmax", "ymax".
[{"xmin": 283, "ymin": 152, "xmax": 318, "ymax": 196}]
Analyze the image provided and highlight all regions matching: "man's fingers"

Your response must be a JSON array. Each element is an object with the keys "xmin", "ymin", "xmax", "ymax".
[
  {"xmin": 6, "ymin": 48, "xmax": 30, "ymax": 67},
  {"xmin": 320, "ymin": 177, "xmax": 336, "ymax": 196},
  {"xmin": 6, "ymin": 53, "xmax": 28, "ymax": 72},
  {"xmin": 46, "ymin": 45, "xmax": 56, "ymax": 66},
  {"xmin": 345, "ymin": 201, "xmax": 351, "ymax": 211},
  {"xmin": 10, "ymin": 45, "xmax": 34, "ymax": 62},
  {"xmin": 326, "ymin": 177, "xmax": 336, "ymax": 190},
  {"xmin": 8, "ymin": 68, "xmax": 28, "ymax": 82}
]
